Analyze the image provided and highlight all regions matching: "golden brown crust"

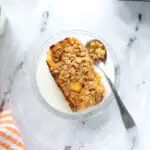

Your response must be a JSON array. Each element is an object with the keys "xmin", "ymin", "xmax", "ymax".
[{"xmin": 46, "ymin": 37, "xmax": 105, "ymax": 112}]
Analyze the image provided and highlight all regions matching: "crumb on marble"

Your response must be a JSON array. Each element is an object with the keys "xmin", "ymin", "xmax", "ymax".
[
  {"xmin": 65, "ymin": 146, "xmax": 72, "ymax": 150},
  {"xmin": 126, "ymin": 37, "xmax": 137, "ymax": 48},
  {"xmin": 135, "ymin": 25, "xmax": 139, "ymax": 31},
  {"xmin": 81, "ymin": 121, "xmax": 86, "ymax": 125},
  {"xmin": 142, "ymin": 80, "xmax": 146, "ymax": 84},
  {"xmin": 138, "ymin": 13, "xmax": 142, "ymax": 22}
]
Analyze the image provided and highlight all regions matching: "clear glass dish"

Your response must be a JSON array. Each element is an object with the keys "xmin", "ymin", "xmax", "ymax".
[{"xmin": 31, "ymin": 30, "xmax": 120, "ymax": 119}]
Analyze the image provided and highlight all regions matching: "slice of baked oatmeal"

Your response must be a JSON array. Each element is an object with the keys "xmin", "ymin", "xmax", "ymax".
[{"xmin": 46, "ymin": 37, "xmax": 104, "ymax": 112}]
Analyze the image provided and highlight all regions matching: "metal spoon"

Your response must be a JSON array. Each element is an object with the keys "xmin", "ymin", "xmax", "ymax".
[{"xmin": 86, "ymin": 40, "xmax": 137, "ymax": 149}]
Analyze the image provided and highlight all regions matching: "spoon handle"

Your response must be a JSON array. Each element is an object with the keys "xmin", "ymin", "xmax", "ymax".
[{"xmin": 101, "ymin": 68, "xmax": 136, "ymax": 129}]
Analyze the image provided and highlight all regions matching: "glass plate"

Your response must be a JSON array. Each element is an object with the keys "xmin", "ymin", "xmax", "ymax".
[{"xmin": 31, "ymin": 30, "xmax": 120, "ymax": 119}]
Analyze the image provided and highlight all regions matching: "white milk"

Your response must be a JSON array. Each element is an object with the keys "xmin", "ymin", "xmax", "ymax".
[
  {"xmin": 36, "ymin": 50, "xmax": 115, "ymax": 114},
  {"xmin": 36, "ymin": 53, "xmax": 72, "ymax": 113}
]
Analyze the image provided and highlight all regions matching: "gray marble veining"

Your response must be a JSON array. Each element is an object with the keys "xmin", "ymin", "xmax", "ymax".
[{"xmin": 0, "ymin": 0, "xmax": 150, "ymax": 149}]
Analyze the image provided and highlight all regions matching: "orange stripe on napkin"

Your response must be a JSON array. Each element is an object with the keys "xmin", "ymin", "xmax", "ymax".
[
  {"xmin": 0, "ymin": 109, "xmax": 25, "ymax": 149},
  {"xmin": 0, "ymin": 120, "xmax": 16, "ymax": 125},
  {"xmin": 4, "ymin": 127, "xmax": 21, "ymax": 137},
  {"xmin": 0, "ymin": 140, "xmax": 13, "ymax": 150},
  {"xmin": 0, "ymin": 113, "xmax": 12, "ymax": 119},
  {"xmin": 0, "ymin": 131, "xmax": 24, "ymax": 147}
]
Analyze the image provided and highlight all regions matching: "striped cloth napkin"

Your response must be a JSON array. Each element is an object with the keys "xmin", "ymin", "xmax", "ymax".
[{"xmin": 0, "ymin": 109, "xmax": 25, "ymax": 150}]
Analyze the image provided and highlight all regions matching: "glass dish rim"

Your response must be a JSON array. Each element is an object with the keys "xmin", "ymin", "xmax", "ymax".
[{"xmin": 31, "ymin": 30, "xmax": 120, "ymax": 119}]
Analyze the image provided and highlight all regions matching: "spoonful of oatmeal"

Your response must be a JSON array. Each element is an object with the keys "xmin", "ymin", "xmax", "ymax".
[{"xmin": 86, "ymin": 39, "xmax": 107, "ymax": 63}]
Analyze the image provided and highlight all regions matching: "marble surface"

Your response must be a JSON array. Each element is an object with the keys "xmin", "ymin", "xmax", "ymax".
[{"xmin": 0, "ymin": 0, "xmax": 150, "ymax": 149}]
